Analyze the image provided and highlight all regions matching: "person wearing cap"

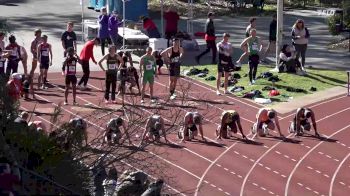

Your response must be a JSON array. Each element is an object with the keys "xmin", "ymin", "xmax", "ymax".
[
  {"xmin": 98, "ymin": 7, "xmax": 110, "ymax": 55},
  {"xmin": 216, "ymin": 110, "xmax": 246, "ymax": 140},
  {"xmin": 29, "ymin": 29, "xmax": 42, "ymax": 79},
  {"xmin": 253, "ymin": 108, "xmax": 283, "ymax": 138},
  {"xmin": 6, "ymin": 73, "xmax": 23, "ymax": 102},
  {"xmin": 161, "ymin": 38, "xmax": 184, "ymax": 100},
  {"xmin": 178, "ymin": 112, "xmax": 205, "ymax": 142},
  {"xmin": 290, "ymin": 108, "xmax": 319, "ymax": 137},
  {"xmin": 216, "ymin": 33, "xmax": 234, "ymax": 95},
  {"xmin": 61, "ymin": 22, "xmax": 77, "ymax": 57},
  {"xmin": 78, "ymin": 37, "xmax": 100, "ymax": 89},
  {"xmin": 140, "ymin": 47, "xmax": 158, "ymax": 104},
  {"xmin": 195, "ymin": 12, "xmax": 217, "ymax": 65},
  {"xmin": 37, "ymin": 35, "xmax": 52, "ymax": 89},
  {"xmin": 69, "ymin": 117, "xmax": 88, "ymax": 146},
  {"xmin": 139, "ymin": 114, "xmax": 168, "ymax": 147},
  {"xmin": 108, "ymin": 11, "xmax": 123, "ymax": 47},
  {"xmin": 5, "ymin": 35, "xmax": 27, "ymax": 76},
  {"xmin": 239, "ymin": 28, "xmax": 263, "ymax": 85},
  {"xmin": 103, "ymin": 117, "xmax": 132, "ymax": 145}
]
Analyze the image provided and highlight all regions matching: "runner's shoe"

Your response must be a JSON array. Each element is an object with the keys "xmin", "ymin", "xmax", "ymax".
[
  {"xmin": 217, "ymin": 90, "xmax": 221, "ymax": 95},
  {"xmin": 64, "ymin": 101, "xmax": 68, "ymax": 105}
]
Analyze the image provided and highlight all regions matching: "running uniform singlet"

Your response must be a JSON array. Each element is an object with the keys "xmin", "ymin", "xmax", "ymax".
[
  {"xmin": 186, "ymin": 112, "xmax": 201, "ymax": 126},
  {"xmin": 170, "ymin": 47, "xmax": 180, "ymax": 64},
  {"xmin": 150, "ymin": 115, "xmax": 161, "ymax": 135},
  {"xmin": 143, "ymin": 56, "xmax": 156, "ymax": 75},
  {"xmin": 248, "ymin": 37, "xmax": 259, "ymax": 55},
  {"xmin": 217, "ymin": 41, "xmax": 232, "ymax": 64},
  {"xmin": 39, "ymin": 43, "xmax": 50, "ymax": 63},
  {"xmin": 106, "ymin": 54, "xmax": 118, "ymax": 75},
  {"xmin": 223, "ymin": 110, "xmax": 238, "ymax": 124},
  {"xmin": 6, "ymin": 44, "xmax": 20, "ymax": 62},
  {"xmin": 65, "ymin": 57, "xmax": 77, "ymax": 75}
]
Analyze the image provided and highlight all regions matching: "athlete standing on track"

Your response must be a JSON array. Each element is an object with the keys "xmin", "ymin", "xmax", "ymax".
[
  {"xmin": 216, "ymin": 110, "xmax": 247, "ymax": 140},
  {"xmin": 161, "ymin": 38, "xmax": 184, "ymax": 100},
  {"xmin": 140, "ymin": 47, "xmax": 157, "ymax": 104},
  {"xmin": 37, "ymin": 35, "xmax": 52, "ymax": 89},
  {"xmin": 240, "ymin": 29, "xmax": 262, "ymax": 85},
  {"xmin": 78, "ymin": 37, "xmax": 100, "ymax": 89},
  {"xmin": 290, "ymin": 107, "xmax": 320, "ymax": 137},
  {"xmin": 62, "ymin": 47, "xmax": 81, "ymax": 105},
  {"xmin": 216, "ymin": 33, "xmax": 234, "ymax": 95},
  {"xmin": 253, "ymin": 108, "xmax": 284, "ymax": 138},
  {"xmin": 178, "ymin": 112, "xmax": 205, "ymax": 142},
  {"xmin": 98, "ymin": 45, "xmax": 123, "ymax": 104},
  {"xmin": 139, "ymin": 114, "xmax": 169, "ymax": 147},
  {"xmin": 61, "ymin": 22, "xmax": 77, "ymax": 57},
  {"xmin": 30, "ymin": 29, "xmax": 42, "ymax": 79}
]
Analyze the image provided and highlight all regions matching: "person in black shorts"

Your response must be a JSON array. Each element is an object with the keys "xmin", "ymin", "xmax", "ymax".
[
  {"xmin": 117, "ymin": 60, "xmax": 127, "ymax": 106},
  {"xmin": 121, "ymin": 51, "xmax": 141, "ymax": 95},
  {"xmin": 61, "ymin": 22, "xmax": 77, "ymax": 57},
  {"xmin": 153, "ymin": 50, "xmax": 166, "ymax": 75},
  {"xmin": 216, "ymin": 33, "xmax": 235, "ymax": 95},
  {"xmin": 37, "ymin": 35, "xmax": 52, "ymax": 89},
  {"xmin": 98, "ymin": 45, "xmax": 123, "ymax": 104},
  {"xmin": 289, "ymin": 107, "xmax": 320, "ymax": 137},
  {"xmin": 161, "ymin": 38, "xmax": 184, "ymax": 99},
  {"xmin": 62, "ymin": 47, "xmax": 81, "ymax": 105}
]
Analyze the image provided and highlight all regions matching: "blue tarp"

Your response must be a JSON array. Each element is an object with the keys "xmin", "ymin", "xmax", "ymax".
[{"xmin": 114, "ymin": 0, "xmax": 148, "ymax": 22}]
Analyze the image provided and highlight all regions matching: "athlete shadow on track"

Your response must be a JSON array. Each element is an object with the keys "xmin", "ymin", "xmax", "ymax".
[
  {"xmin": 187, "ymin": 98, "xmax": 235, "ymax": 106},
  {"xmin": 189, "ymin": 139, "xmax": 226, "ymax": 148},
  {"xmin": 259, "ymin": 136, "xmax": 301, "ymax": 144},
  {"xmin": 34, "ymin": 92, "xmax": 63, "ymax": 97},
  {"xmin": 297, "ymin": 134, "xmax": 337, "ymax": 143},
  {"xmin": 89, "ymin": 76, "xmax": 105, "ymax": 81},
  {"xmin": 158, "ymin": 142, "xmax": 184, "ymax": 149},
  {"xmin": 227, "ymin": 137, "xmax": 264, "ymax": 146}
]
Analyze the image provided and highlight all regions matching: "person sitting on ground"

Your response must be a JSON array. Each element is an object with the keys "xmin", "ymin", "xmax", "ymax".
[
  {"xmin": 290, "ymin": 107, "xmax": 320, "ymax": 137},
  {"xmin": 103, "ymin": 117, "xmax": 132, "ymax": 145},
  {"xmin": 68, "ymin": 117, "xmax": 88, "ymax": 147},
  {"xmin": 178, "ymin": 112, "xmax": 205, "ymax": 142},
  {"xmin": 14, "ymin": 111, "xmax": 29, "ymax": 127},
  {"xmin": 279, "ymin": 44, "xmax": 301, "ymax": 73},
  {"xmin": 139, "ymin": 114, "xmax": 169, "ymax": 147},
  {"xmin": 216, "ymin": 110, "xmax": 247, "ymax": 140},
  {"xmin": 253, "ymin": 108, "xmax": 284, "ymax": 138}
]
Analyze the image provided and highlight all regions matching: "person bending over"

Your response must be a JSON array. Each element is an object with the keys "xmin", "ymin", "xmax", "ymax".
[
  {"xmin": 178, "ymin": 112, "xmax": 205, "ymax": 142},
  {"xmin": 216, "ymin": 110, "xmax": 246, "ymax": 140},
  {"xmin": 139, "ymin": 114, "xmax": 169, "ymax": 147},
  {"xmin": 290, "ymin": 107, "xmax": 319, "ymax": 137},
  {"xmin": 253, "ymin": 108, "xmax": 284, "ymax": 138},
  {"xmin": 104, "ymin": 117, "xmax": 132, "ymax": 145}
]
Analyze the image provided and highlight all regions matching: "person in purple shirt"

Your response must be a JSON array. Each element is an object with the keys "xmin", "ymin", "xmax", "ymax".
[
  {"xmin": 108, "ymin": 11, "xmax": 123, "ymax": 47},
  {"xmin": 98, "ymin": 7, "xmax": 110, "ymax": 55}
]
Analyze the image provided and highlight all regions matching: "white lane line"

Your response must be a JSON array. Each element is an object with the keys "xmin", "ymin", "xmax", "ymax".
[
  {"xmin": 330, "ymin": 153, "xmax": 350, "ymax": 196},
  {"xmin": 285, "ymin": 124, "xmax": 350, "ymax": 196}
]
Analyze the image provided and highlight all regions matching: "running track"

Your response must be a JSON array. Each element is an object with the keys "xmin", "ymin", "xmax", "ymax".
[{"xmin": 20, "ymin": 70, "xmax": 350, "ymax": 196}]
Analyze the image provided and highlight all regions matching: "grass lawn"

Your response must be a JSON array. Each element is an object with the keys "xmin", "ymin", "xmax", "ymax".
[{"xmin": 181, "ymin": 64, "xmax": 347, "ymax": 104}]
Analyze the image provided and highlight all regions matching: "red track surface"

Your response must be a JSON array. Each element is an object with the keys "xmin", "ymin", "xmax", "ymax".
[{"xmin": 20, "ymin": 70, "xmax": 350, "ymax": 196}]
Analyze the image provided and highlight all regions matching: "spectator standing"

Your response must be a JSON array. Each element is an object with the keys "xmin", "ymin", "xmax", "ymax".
[
  {"xmin": 5, "ymin": 35, "xmax": 27, "ymax": 76},
  {"xmin": 98, "ymin": 7, "xmax": 110, "ymax": 55},
  {"xmin": 263, "ymin": 14, "xmax": 277, "ymax": 61},
  {"xmin": 61, "ymin": 22, "xmax": 77, "ymax": 57},
  {"xmin": 196, "ymin": 12, "xmax": 217, "ymax": 65},
  {"xmin": 142, "ymin": 17, "xmax": 161, "ymax": 38},
  {"xmin": 108, "ymin": 11, "xmax": 123, "ymax": 47},
  {"xmin": 164, "ymin": 7, "xmax": 180, "ymax": 47},
  {"xmin": 292, "ymin": 19, "xmax": 310, "ymax": 71},
  {"xmin": 78, "ymin": 37, "xmax": 100, "ymax": 89}
]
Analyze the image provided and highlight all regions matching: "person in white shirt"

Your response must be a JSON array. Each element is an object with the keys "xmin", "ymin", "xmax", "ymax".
[{"xmin": 216, "ymin": 33, "xmax": 234, "ymax": 95}]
